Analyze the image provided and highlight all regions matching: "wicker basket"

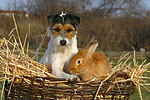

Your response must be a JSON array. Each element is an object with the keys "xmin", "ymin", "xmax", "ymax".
[
  {"xmin": 0, "ymin": 38, "xmax": 137, "ymax": 100},
  {"xmin": 4, "ymin": 71, "xmax": 136, "ymax": 100}
]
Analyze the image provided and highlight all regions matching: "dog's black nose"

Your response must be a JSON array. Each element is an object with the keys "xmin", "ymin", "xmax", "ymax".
[{"xmin": 60, "ymin": 40, "xmax": 66, "ymax": 46}]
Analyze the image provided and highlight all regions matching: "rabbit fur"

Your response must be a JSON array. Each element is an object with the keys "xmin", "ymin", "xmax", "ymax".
[{"xmin": 68, "ymin": 43, "xmax": 111, "ymax": 81}]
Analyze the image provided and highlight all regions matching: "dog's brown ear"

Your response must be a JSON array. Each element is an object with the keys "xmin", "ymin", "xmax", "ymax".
[
  {"xmin": 47, "ymin": 14, "xmax": 55, "ymax": 27},
  {"xmin": 71, "ymin": 15, "xmax": 80, "ymax": 27}
]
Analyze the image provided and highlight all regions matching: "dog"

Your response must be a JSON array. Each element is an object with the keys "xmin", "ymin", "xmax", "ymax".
[{"xmin": 39, "ymin": 12, "xmax": 80, "ymax": 80}]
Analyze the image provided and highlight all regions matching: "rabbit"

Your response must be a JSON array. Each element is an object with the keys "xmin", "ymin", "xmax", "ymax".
[{"xmin": 68, "ymin": 43, "xmax": 111, "ymax": 81}]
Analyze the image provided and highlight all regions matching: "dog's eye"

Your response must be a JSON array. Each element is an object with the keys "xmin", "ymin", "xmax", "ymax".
[
  {"xmin": 67, "ymin": 28, "xmax": 73, "ymax": 33},
  {"xmin": 54, "ymin": 28, "xmax": 60, "ymax": 32},
  {"xmin": 76, "ymin": 59, "xmax": 82, "ymax": 65}
]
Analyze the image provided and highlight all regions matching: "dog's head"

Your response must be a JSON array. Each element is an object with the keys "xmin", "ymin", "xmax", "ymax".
[{"xmin": 47, "ymin": 12, "xmax": 80, "ymax": 49}]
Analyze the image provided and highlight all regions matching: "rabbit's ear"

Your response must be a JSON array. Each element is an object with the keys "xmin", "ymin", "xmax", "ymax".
[{"xmin": 87, "ymin": 43, "xmax": 98, "ymax": 57}]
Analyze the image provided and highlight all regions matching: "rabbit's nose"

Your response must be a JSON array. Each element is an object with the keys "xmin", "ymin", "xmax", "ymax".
[{"xmin": 60, "ymin": 40, "xmax": 66, "ymax": 46}]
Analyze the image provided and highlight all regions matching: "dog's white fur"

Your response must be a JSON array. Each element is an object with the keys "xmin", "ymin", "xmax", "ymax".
[{"xmin": 39, "ymin": 28, "xmax": 78, "ymax": 80}]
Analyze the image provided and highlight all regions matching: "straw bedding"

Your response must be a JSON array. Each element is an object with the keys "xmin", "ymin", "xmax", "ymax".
[{"xmin": 0, "ymin": 37, "xmax": 150, "ymax": 100}]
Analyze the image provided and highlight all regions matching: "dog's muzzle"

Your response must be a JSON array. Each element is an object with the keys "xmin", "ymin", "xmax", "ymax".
[{"xmin": 60, "ymin": 40, "xmax": 66, "ymax": 46}]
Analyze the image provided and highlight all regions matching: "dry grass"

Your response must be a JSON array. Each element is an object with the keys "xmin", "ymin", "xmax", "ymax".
[{"xmin": 110, "ymin": 51, "xmax": 150, "ymax": 100}]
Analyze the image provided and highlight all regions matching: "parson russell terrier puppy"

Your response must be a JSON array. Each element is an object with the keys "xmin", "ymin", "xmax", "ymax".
[{"xmin": 39, "ymin": 12, "xmax": 80, "ymax": 80}]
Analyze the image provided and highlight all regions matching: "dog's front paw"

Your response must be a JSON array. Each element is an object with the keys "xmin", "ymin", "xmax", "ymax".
[
  {"xmin": 67, "ymin": 74, "xmax": 77, "ymax": 81},
  {"xmin": 55, "ymin": 71, "xmax": 78, "ymax": 81}
]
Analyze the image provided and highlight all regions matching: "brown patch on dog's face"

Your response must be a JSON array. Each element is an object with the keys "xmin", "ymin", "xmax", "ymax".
[
  {"xmin": 51, "ymin": 23, "xmax": 76, "ymax": 39},
  {"xmin": 51, "ymin": 23, "xmax": 62, "ymax": 38}
]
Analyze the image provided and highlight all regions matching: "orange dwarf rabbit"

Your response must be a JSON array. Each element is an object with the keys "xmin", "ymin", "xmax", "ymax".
[{"xmin": 68, "ymin": 43, "xmax": 111, "ymax": 81}]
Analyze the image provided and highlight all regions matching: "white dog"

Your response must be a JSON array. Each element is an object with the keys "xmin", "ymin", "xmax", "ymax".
[{"xmin": 39, "ymin": 12, "xmax": 80, "ymax": 80}]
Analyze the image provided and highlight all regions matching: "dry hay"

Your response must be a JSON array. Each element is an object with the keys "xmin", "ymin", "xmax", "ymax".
[
  {"xmin": 0, "ymin": 15, "xmax": 150, "ymax": 100},
  {"xmin": 0, "ymin": 38, "xmax": 54, "ymax": 81}
]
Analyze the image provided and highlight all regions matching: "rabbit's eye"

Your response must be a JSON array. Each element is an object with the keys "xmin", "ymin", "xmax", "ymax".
[
  {"xmin": 76, "ymin": 59, "xmax": 82, "ymax": 65},
  {"xmin": 77, "ymin": 60, "xmax": 81, "ymax": 64}
]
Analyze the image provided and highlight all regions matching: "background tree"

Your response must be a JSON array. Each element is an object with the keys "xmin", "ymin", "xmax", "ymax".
[{"xmin": 0, "ymin": 0, "xmax": 149, "ymax": 51}]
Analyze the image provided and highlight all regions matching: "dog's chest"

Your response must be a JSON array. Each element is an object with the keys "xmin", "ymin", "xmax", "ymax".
[{"xmin": 52, "ymin": 48, "xmax": 75, "ymax": 63}]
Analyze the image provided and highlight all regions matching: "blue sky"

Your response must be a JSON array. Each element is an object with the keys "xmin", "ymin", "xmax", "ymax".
[{"xmin": 0, "ymin": 0, "xmax": 150, "ymax": 10}]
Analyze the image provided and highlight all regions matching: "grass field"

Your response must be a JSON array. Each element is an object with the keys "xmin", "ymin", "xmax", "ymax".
[{"xmin": 131, "ymin": 87, "xmax": 150, "ymax": 100}]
